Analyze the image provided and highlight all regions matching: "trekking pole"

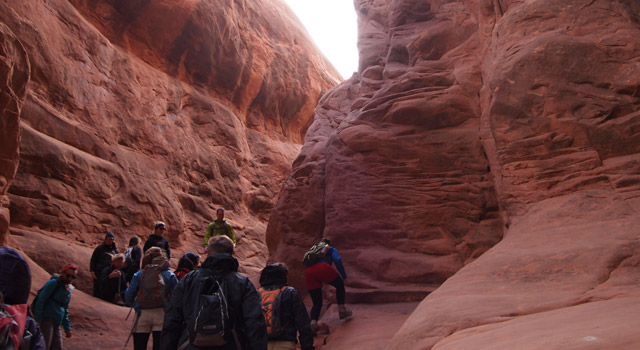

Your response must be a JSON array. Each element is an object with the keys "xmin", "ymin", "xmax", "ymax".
[
  {"xmin": 125, "ymin": 304, "xmax": 134, "ymax": 320},
  {"xmin": 124, "ymin": 310, "xmax": 139, "ymax": 348}
]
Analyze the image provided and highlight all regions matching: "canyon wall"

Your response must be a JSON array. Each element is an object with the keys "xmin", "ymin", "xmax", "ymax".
[
  {"xmin": 0, "ymin": 23, "xmax": 30, "ymax": 246},
  {"xmin": 266, "ymin": 0, "xmax": 640, "ymax": 348},
  {"xmin": 0, "ymin": 2, "xmax": 337, "ymax": 347}
]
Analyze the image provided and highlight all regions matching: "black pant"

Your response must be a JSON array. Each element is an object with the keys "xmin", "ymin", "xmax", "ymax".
[
  {"xmin": 133, "ymin": 331, "xmax": 161, "ymax": 350},
  {"xmin": 309, "ymin": 276, "xmax": 345, "ymax": 321}
]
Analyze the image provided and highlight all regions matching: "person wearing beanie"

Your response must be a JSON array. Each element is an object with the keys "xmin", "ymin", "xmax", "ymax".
[
  {"xmin": 33, "ymin": 264, "xmax": 78, "ymax": 350},
  {"xmin": 259, "ymin": 263, "xmax": 315, "ymax": 350},
  {"xmin": 0, "ymin": 247, "xmax": 47, "ymax": 350},
  {"xmin": 143, "ymin": 221, "xmax": 171, "ymax": 259},
  {"xmin": 89, "ymin": 232, "xmax": 118, "ymax": 297}
]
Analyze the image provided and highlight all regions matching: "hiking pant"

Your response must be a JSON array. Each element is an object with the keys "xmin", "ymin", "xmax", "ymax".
[
  {"xmin": 40, "ymin": 318, "xmax": 63, "ymax": 350},
  {"xmin": 308, "ymin": 276, "xmax": 346, "ymax": 321},
  {"xmin": 133, "ymin": 331, "xmax": 161, "ymax": 350},
  {"xmin": 268, "ymin": 340, "xmax": 297, "ymax": 350}
]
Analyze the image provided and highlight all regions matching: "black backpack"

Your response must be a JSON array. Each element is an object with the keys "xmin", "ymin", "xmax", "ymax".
[{"xmin": 189, "ymin": 277, "xmax": 231, "ymax": 347}]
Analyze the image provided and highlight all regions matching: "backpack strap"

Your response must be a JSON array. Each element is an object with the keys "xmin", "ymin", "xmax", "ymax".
[
  {"xmin": 215, "ymin": 220, "xmax": 229, "ymax": 236},
  {"xmin": 46, "ymin": 278, "xmax": 65, "ymax": 306}
]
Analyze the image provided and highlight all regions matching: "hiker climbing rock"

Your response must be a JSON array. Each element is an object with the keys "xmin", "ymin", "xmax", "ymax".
[
  {"xmin": 259, "ymin": 263, "xmax": 315, "ymax": 350},
  {"xmin": 203, "ymin": 207, "xmax": 236, "ymax": 246},
  {"xmin": 303, "ymin": 238, "xmax": 352, "ymax": 333}
]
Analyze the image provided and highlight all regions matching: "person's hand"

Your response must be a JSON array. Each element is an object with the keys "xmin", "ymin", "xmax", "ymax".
[
  {"xmin": 65, "ymin": 330, "xmax": 72, "ymax": 338},
  {"xmin": 109, "ymin": 270, "xmax": 121, "ymax": 279},
  {"xmin": 91, "ymin": 272, "xmax": 96, "ymax": 280}
]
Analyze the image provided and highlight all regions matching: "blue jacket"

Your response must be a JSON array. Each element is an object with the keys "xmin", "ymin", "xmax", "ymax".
[
  {"xmin": 320, "ymin": 247, "xmax": 347, "ymax": 279},
  {"xmin": 33, "ymin": 277, "xmax": 72, "ymax": 331},
  {"xmin": 125, "ymin": 267, "xmax": 177, "ymax": 311}
]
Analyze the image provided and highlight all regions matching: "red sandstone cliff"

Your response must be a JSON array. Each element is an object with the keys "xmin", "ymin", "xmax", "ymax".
[
  {"xmin": 267, "ymin": 0, "xmax": 640, "ymax": 349},
  {"xmin": 0, "ymin": 23, "xmax": 29, "ymax": 247},
  {"xmin": 0, "ymin": 0, "xmax": 338, "ymax": 348}
]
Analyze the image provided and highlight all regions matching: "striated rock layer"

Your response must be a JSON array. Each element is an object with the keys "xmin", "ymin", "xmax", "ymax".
[
  {"xmin": 0, "ymin": 23, "xmax": 29, "ymax": 246},
  {"xmin": 1, "ymin": 0, "xmax": 338, "ymax": 289},
  {"xmin": 0, "ymin": 1, "xmax": 338, "ymax": 346},
  {"xmin": 267, "ymin": 0, "xmax": 640, "ymax": 349}
]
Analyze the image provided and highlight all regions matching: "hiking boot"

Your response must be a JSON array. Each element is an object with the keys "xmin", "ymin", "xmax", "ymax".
[{"xmin": 338, "ymin": 308, "xmax": 352, "ymax": 319}]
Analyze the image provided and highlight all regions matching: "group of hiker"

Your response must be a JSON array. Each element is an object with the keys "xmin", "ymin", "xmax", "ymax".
[
  {"xmin": 1, "ymin": 207, "xmax": 352, "ymax": 350},
  {"xmin": 89, "ymin": 221, "xmax": 172, "ymax": 304}
]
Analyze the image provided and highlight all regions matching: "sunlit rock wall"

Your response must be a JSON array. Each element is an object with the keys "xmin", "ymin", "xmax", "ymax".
[{"xmin": 267, "ymin": 0, "xmax": 640, "ymax": 348}]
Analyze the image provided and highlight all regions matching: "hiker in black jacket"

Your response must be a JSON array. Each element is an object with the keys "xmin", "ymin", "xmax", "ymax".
[
  {"xmin": 99, "ymin": 254, "xmax": 127, "ymax": 304},
  {"xmin": 161, "ymin": 235, "xmax": 267, "ymax": 350},
  {"xmin": 143, "ymin": 222, "xmax": 171, "ymax": 259},
  {"xmin": 259, "ymin": 264, "xmax": 314, "ymax": 350},
  {"xmin": 89, "ymin": 232, "xmax": 118, "ymax": 297}
]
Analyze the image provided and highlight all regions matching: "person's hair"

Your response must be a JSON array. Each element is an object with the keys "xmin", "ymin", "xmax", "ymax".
[
  {"xmin": 259, "ymin": 263, "xmax": 288, "ymax": 287},
  {"xmin": 323, "ymin": 238, "xmax": 332, "ymax": 246},
  {"xmin": 206, "ymin": 235, "xmax": 234, "ymax": 255},
  {"xmin": 177, "ymin": 252, "xmax": 200, "ymax": 270},
  {"xmin": 141, "ymin": 247, "xmax": 168, "ymax": 267},
  {"xmin": 154, "ymin": 221, "xmax": 166, "ymax": 230},
  {"xmin": 111, "ymin": 254, "xmax": 125, "ymax": 263},
  {"xmin": 216, "ymin": 208, "xmax": 225, "ymax": 214},
  {"xmin": 128, "ymin": 236, "xmax": 140, "ymax": 247}
]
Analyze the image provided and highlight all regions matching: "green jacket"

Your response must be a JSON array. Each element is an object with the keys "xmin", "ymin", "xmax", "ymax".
[
  {"xmin": 203, "ymin": 219, "xmax": 236, "ymax": 246},
  {"xmin": 33, "ymin": 277, "xmax": 72, "ymax": 331}
]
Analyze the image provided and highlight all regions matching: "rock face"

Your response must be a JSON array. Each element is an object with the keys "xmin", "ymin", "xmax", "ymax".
[
  {"xmin": 267, "ymin": 0, "xmax": 640, "ymax": 348},
  {"xmin": 1, "ymin": 0, "xmax": 338, "ymax": 296},
  {"xmin": 0, "ymin": 24, "xmax": 29, "ymax": 246},
  {"xmin": 0, "ymin": 23, "xmax": 30, "ymax": 245}
]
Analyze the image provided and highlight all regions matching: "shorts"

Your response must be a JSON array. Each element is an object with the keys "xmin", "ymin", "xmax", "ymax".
[
  {"xmin": 268, "ymin": 340, "xmax": 297, "ymax": 350},
  {"xmin": 135, "ymin": 308, "xmax": 164, "ymax": 333},
  {"xmin": 305, "ymin": 262, "xmax": 339, "ymax": 291}
]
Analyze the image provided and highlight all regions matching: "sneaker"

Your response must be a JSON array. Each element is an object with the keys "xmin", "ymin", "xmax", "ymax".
[{"xmin": 338, "ymin": 308, "xmax": 352, "ymax": 319}]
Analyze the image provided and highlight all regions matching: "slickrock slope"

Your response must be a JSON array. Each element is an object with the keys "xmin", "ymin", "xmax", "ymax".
[
  {"xmin": 267, "ymin": 0, "xmax": 640, "ymax": 349},
  {"xmin": 1, "ymin": 0, "xmax": 338, "ymax": 296}
]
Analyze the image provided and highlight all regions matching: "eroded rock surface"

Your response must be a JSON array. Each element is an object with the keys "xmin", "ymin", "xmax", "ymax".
[
  {"xmin": 267, "ymin": 0, "xmax": 640, "ymax": 349},
  {"xmin": 0, "ymin": 1, "xmax": 337, "ymax": 347},
  {"xmin": 0, "ymin": 23, "xmax": 29, "ymax": 246},
  {"xmin": 1, "ymin": 0, "xmax": 338, "ymax": 282}
]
